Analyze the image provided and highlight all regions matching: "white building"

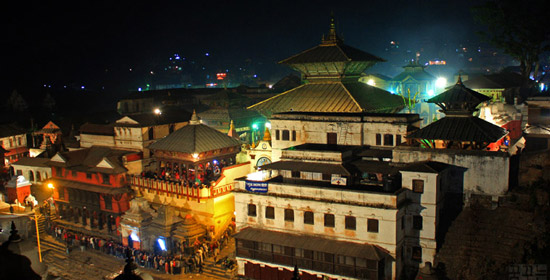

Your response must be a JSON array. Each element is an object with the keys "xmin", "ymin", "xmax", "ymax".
[{"xmin": 233, "ymin": 112, "xmax": 450, "ymax": 280}]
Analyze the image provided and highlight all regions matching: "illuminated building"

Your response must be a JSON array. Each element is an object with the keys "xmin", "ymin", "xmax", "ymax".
[
  {"xmin": 248, "ymin": 17, "xmax": 404, "ymax": 117},
  {"xmin": 122, "ymin": 111, "xmax": 249, "ymax": 252},
  {"xmin": 234, "ymin": 111, "xmax": 453, "ymax": 279},
  {"xmin": 0, "ymin": 123, "xmax": 29, "ymax": 166},
  {"xmin": 462, "ymin": 72, "xmax": 525, "ymax": 102},
  {"xmin": 47, "ymin": 146, "xmax": 141, "ymax": 237}
]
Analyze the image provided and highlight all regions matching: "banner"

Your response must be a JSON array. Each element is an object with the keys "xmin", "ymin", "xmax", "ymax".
[{"xmin": 245, "ymin": 181, "xmax": 268, "ymax": 193}]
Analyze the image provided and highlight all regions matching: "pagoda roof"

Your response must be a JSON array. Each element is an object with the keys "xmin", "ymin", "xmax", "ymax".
[
  {"xmin": 149, "ymin": 118, "xmax": 241, "ymax": 154},
  {"xmin": 392, "ymin": 62, "xmax": 435, "ymax": 82},
  {"xmin": 248, "ymin": 81, "xmax": 404, "ymax": 116},
  {"xmin": 279, "ymin": 43, "xmax": 385, "ymax": 65},
  {"xmin": 47, "ymin": 146, "xmax": 134, "ymax": 174},
  {"xmin": 428, "ymin": 79, "xmax": 491, "ymax": 105},
  {"xmin": 407, "ymin": 116, "xmax": 507, "ymax": 143}
]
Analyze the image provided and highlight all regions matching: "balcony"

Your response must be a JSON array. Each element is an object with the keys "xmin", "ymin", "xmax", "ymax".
[{"xmin": 129, "ymin": 175, "xmax": 233, "ymax": 200}]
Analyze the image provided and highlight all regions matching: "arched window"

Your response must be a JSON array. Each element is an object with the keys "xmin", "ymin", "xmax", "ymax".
[{"xmin": 29, "ymin": 170, "xmax": 34, "ymax": 182}]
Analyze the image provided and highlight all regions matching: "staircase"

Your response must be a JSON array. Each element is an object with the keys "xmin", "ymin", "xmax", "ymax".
[
  {"xmin": 435, "ymin": 205, "xmax": 536, "ymax": 279},
  {"xmin": 203, "ymin": 258, "xmax": 237, "ymax": 279}
]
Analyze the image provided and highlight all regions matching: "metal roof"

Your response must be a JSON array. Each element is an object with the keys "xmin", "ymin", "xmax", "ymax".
[
  {"xmin": 12, "ymin": 157, "xmax": 50, "ymax": 167},
  {"xmin": 149, "ymin": 123, "xmax": 241, "ymax": 154},
  {"xmin": 234, "ymin": 227, "xmax": 384, "ymax": 261},
  {"xmin": 428, "ymin": 80, "xmax": 491, "ymax": 105},
  {"xmin": 48, "ymin": 146, "xmax": 133, "ymax": 174},
  {"xmin": 279, "ymin": 43, "xmax": 385, "ymax": 65},
  {"xmin": 260, "ymin": 160, "xmax": 351, "ymax": 176},
  {"xmin": 248, "ymin": 81, "xmax": 404, "ymax": 116},
  {"xmin": 407, "ymin": 116, "xmax": 508, "ymax": 143}
]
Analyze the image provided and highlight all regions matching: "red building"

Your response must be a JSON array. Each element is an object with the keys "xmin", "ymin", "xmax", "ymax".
[{"xmin": 47, "ymin": 146, "xmax": 140, "ymax": 236}]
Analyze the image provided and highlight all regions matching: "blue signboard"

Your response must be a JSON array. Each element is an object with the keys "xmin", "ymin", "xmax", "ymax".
[{"xmin": 245, "ymin": 181, "xmax": 268, "ymax": 193}]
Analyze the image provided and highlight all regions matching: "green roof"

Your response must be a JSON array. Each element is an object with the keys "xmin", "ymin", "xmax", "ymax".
[
  {"xmin": 248, "ymin": 81, "xmax": 404, "ymax": 117},
  {"xmin": 149, "ymin": 123, "xmax": 241, "ymax": 154},
  {"xmin": 407, "ymin": 116, "xmax": 507, "ymax": 143}
]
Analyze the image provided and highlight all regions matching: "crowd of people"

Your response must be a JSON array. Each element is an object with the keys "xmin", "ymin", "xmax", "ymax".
[{"xmin": 48, "ymin": 223, "xmax": 234, "ymax": 275}]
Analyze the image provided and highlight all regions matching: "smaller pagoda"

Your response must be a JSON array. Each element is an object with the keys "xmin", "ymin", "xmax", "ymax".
[
  {"xmin": 407, "ymin": 76, "xmax": 508, "ymax": 150},
  {"xmin": 148, "ymin": 110, "xmax": 242, "ymax": 185}
]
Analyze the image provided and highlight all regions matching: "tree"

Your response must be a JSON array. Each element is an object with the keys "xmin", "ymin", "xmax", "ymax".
[
  {"xmin": 401, "ymin": 88, "xmax": 419, "ymax": 113},
  {"xmin": 472, "ymin": 0, "xmax": 550, "ymax": 84}
]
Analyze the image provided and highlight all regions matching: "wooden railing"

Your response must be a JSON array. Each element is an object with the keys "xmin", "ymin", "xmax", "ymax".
[{"xmin": 129, "ymin": 175, "xmax": 234, "ymax": 201}]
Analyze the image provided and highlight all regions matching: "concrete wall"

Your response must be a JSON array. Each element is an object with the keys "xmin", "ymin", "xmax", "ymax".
[
  {"xmin": 393, "ymin": 147, "xmax": 510, "ymax": 197},
  {"xmin": 80, "ymin": 134, "xmax": 115, "ymax": 148},
  {"xmin": 11, "ymin": 165, "xmax": 51, "ymax": 184}
]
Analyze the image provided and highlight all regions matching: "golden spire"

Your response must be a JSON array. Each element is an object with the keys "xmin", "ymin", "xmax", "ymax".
[
  {"xmin": 263, "ymin": 126, "xmax": 271, "ymax": 141},
  {"xmin": 457, "ymin": 74, "xmax": 463, "ymax": 85},
  {"xmin": 228, "ymin": 120, "xmax": 238, "ymax": 139},
  {"xmin": 189, "ymin": 109, "xmax": 200, "ymax": 125},
  {"xmin": 322, "ymin": 12, "xmax": 341, "ymax": 45}
]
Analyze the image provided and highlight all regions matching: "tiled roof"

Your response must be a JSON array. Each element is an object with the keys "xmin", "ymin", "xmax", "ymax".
[
  {"xmin": 12, "ymin": 157, "xmax": 50, "ymax": 167},
  {"xmin": 79, "ymin": 123, "xmax": 114, "ymax": 135},
  {"xmin": 248, "ymin": 81, "xmax": 404, "ymax": 116},
  {"xmin": 48, "ymin": 146, "xmax": 133, "ymax": 174},
  {"xmin": 234, "ymin": 227, "xmax": 384, "ymax": 261},
  {"xmin": 392, "ymin": 70, "xmax": 435, "ymax": 82},
  {"xmin": 407, "ymin": 116, "xmax": 508, "ymax": 143},
  {"xmin": 149, "ymin": 123, "xmax": 241, "ymax": 154}
]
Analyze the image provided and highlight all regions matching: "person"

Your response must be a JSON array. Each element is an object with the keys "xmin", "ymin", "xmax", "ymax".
[{"xmin": 198, "ymin": 262, "xmax": 203, "ymax": 274}]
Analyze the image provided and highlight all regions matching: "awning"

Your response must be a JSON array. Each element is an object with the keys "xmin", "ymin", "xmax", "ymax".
[
  {"xmin": 234, "ymin": 227, "xmax": 384, "ymax": 261},
  {"xmin": 259, "ymin": 160, "xmax": 351, "ymax": 176},
  {"xmin": 49, "ymin": 178, "xmax": 131, "ymax": 195}
]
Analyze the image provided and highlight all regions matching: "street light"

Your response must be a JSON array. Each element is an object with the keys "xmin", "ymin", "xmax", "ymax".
[
  {"xmin": 435, "ymin": 77, "xmax": 447, "ymax": 88},
  {"xmin": 154, "ymin": 108, "xmax": 162, "ymax": 115}
]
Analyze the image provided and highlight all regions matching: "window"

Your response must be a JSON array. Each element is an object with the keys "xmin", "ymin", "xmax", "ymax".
[
  {"xmin": 169, "ymin": 124, "xmax": 175, "ymax": 134},
  {"xmin": 72, "ymin": 170, "xmax": 77, "ymax": 177},
  {"xmin": 304, "ymin": 211, "xmax": 314, "ymax": 225},
  {"xmin": 412, "ymin": 246, "xmax": 422, "ymax": 261},
  {"xmin": 345, "ymin": 216, "xmax": 356, "ymax": 230},
  {"xmin": 375, "ymin": 134, "xmax": 381, "ymax": 145},
  {"xmin": 322, "ymin": 173, "xmax": 331, "ymax": 181},
  {"xmin": 413, "ymin": 179, "xmax": 424, "ymax": 193},
  {"xmin": 413, "ymin": 215, "xmax": 423, "ymax": 230},
  {"xmin": 248, "ymin": 204, "xmax": 257, "ymax": 217},
  {"xmin": 17, "ymin": 137, "xmax": 22, "ymax": 146},
  {"xmin": 102, "ymin": 173, "xmax": 110, "ymax": 184},
  {"xmin": 292, "ymin": 130, "xmax": 296, "ymax": 141},
  {"xmin": 86, "ymin": 173, "xmax": 92, "ymax": 179},
  {"xmin": 104, "ymin": 195, "xmax": 112, "ymax": 210},
  {"xmin": 282, "ymin": 130, "xmax": 290, "ymax": 141},
  {"xmin": 396, "ymin": 135, "xmax": 402, "ymax": 145},
  {"xmin": 284, "ymin": 209, "xmax": 294, "ymax": 222},
  {"xmin": 16, "ymin": 170, "xmax": 22, "ymax": 176},
  {"xmin": 291, "ymin": 171, "xmax": 300, "ymax": 178},
  {"xmin": 54, "ymin": 167, "xmax": 62, "ymax": 177},
  {"xmin": 324, "ymin": 213, "xmax": 335, "ymax": 227},
  {"xmin": 383, "ymin": 134, "xmax": 394, "ymax": 146},
  {"xmin": 9, "ymin": 138, "xmax": 13, "ymax": 147},
  {"xmin": 275, "ymin": 130, "xmax": 280, "ymax": 140},
  {"xmin": 148, "ymin": 128, "xmax": 154, "ymax": 140},
  {"xmin": 265, "ymin": 206, "xmax": 275, "ymax": 219},
  {"xmin": 367, "ymin": 218, "xmax": 379, "ymax": 233}
]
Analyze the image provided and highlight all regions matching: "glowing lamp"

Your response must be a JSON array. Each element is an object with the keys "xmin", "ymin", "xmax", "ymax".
[
  {"xmin": 157, "ymin": 238, "xmax": 166, "ymax": 251},
  {"xmin": 154, "ymin": 108, "xmax": 162, "ymax": 115},
  {"xmin": 252, "ymin": 123, "xmax": 259, "ymax": 130},
  {"xmin": 130, "ymin": 232, "xmax": 140, "ymax": 242},
  {"xmin": 367, "ymin": 79, "xmax": 376, "ymax": 86},
  {"xmin": 435, "ymin": 77, "xmax": 447, "ymax": 88},
  {"xmin": 192, "ymin": 153, "xmax": 199, "ymax": 159},
  {"xmin": 427, "ymin": 89, "xmax": 435, "ymax": 97},
  {"xmin": 265, "ymin": 122, "xmax": 271, "ymax": 129}
]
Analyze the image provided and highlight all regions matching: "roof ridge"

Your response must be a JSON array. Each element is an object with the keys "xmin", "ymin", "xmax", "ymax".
[
  {"xmin": 341, "ymin": 83, "xmax": 363, "ymax": 111},
  {"xmin": 247, "ymin": 83, "xmax": 307, "ymax": 110},
  {"xmin": 278, "ymin": 45, "xmax": 322, "ymax": 64}
]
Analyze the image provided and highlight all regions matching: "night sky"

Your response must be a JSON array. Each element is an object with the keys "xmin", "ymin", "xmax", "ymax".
[{"xmin": 6, "ymin": 0, "xmax": 482, "ymax": 96}]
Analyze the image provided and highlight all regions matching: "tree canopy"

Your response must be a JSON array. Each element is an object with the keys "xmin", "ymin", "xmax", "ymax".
[{"xmin": 472, "ymin": 0, "xmax": 550, "ymax": 84}]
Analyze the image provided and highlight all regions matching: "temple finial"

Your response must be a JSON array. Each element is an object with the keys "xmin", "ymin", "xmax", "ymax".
[
  {"xmin": 457, "ymin": 74, "xmax": 463, "ymax": 85},
  {"xmin": 190, "ymin": 109, "xmax": 200, "ymax": 125},
  {"xmin": 322, "ymin": 12, "xmax": 341, "ymax": 45}
]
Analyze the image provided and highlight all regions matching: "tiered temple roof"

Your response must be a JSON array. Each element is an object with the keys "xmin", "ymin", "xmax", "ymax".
[
  {"xmin": 408, "ymin": 77, "xmax": 507, "ymax": 148},
  {"xmin": 248, "ymin": 16, "xmax": 403, "ymax": 117}
]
